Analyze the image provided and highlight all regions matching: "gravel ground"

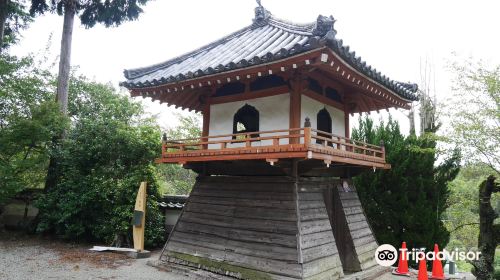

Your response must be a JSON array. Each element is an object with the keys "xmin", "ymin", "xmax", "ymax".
[
  {"xmin": 0, "ymin": 230, "xmax": 476, "ymax": 280},
  {"xmin": 0, "ymin": 231, "xmax": 187, "ymax": 280}
]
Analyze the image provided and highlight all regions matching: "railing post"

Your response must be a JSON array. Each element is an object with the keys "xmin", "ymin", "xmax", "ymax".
[
  {"xmin": 202, "ymin": 136, "xmax": 208, "ymax": 150},
  {"xmin": 162, "ymin": 133, "xmax": 167, "ymax": 158},
  {"xmin": 304, "ymin": 117, "xmax": 311, "ymax": 147},
  {"xmin": 380, "ymin": 140, "xmax": 385, "ymax": 160},
  {"xmin": 246, "ymin": 133, "xmax": 251, "ymax": 147}
]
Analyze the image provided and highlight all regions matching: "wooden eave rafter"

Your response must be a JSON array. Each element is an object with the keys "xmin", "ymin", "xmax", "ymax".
[
  {"xmin": 355, "ymin": 94, "xmax": 373, "ymax": 114},
  {"xmin": 208, "ymin": 85, "xmax": 290, "ymax": 105},
  {"xmin": 128, "ymin": 49, "xmax": 324, "ymax": 112},
  {"xmin": 316, "ymin": 49, "xmax": 413, "ymax": 110},
  {"xmin": 165, "ymin": 91, "xmax": 186, "ymax": 108},
  {"xmin": 128, "ymin": 47, "xmax": 413, "ymax": 112},
  {"xmin": 185, "ymin": 92, "xmax": 203, "ymax": 112},
  {"xmin": 363, "ymin": 94, "xmax": 382, "ymax": 114},
  {"xmin": 306, "ymin": 70, "xmax": 347, "ymax": 95},
  {"xmin": 174, "ymin": 90, "xmax": 195, "ymax": 110},
  {"xmin": 301, "ymin": 88, "xmax": 344, "ymax": 111},
  {"xmin": 308, "ymin": 67, "xmax": 388, "ymax": 114}
]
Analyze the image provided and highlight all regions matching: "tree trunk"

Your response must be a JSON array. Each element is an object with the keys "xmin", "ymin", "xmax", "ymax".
[
  {"xmin": 44, "ymin": 1, "xmax": 76, "ymax": 191},
  {"xmin": 471, "ymin": 175, "xmax": 499, "ymax": 280},
  {"xmin": 408, "ymin": 104, "xmax": 415, "ymax": 135},
  {"xmin": 0, "ymin": 0, "xmax": 9, "ymax": 52},
  {"xmin": 56, "ymin": 1, "xmax": 76, "ymax": 115}
]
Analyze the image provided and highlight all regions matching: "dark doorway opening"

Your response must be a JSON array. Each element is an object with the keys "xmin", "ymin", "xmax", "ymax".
[
  {"xmin": 233, "ymin": 104, "xmax": 260, "ymax": 139},
  {"xmin": 316, "ymin": 108, "xmax": 332, "ymax": 145}
]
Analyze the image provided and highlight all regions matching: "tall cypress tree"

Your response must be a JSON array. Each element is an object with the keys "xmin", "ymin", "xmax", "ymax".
[{"xmin": 352, "ymin": 117, "xmax": 460, "ymax": 264}]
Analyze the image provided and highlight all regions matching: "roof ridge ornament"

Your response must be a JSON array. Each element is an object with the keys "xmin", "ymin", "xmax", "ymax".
[
  {"xmin": 313, "ymin": 15, "xmax": 336, "ymax": 38},
  {"xmin": 253, "ymin": 0, "xmax": 271, "ymax": 25},
  {"xmin": 398, "ymin": 82, "xmax": 419, "ymax": 93}
]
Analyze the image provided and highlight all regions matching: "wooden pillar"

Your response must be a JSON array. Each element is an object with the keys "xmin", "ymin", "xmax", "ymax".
[
  {"xmin": 201, "ymin": 100, "xmax": 210, "ymax": 149},
  {"xmin": 344, "ymin": 111, "xmax": 350, "ymax": 139},
  {"xmin": 344, "ymin": 103, "xmax": 350, "ymax": 139},
  {"xmin": 289, "ymin": 73, "xmax": 302, "ymax": 144},
  {"xmin": 304, "ymin": 117, "xmax": 311, "ymax": 147}
]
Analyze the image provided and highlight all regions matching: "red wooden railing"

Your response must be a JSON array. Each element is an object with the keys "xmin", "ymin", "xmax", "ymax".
[
  {"xmin": 309, "ymin": 129, "xmax": 385, "ymax": 160},
  {"xmin": 160, "ymin": 127, "xmax": 385, "ymax": 162}
]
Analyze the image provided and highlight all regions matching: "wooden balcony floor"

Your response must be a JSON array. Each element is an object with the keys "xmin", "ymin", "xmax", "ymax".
[{"xmin": 156, "ymin": 128, "xmax": 390, "ymax": 169}]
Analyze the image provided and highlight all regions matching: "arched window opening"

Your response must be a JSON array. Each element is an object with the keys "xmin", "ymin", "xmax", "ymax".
[
  {"xmin": 233, "ymin": 104, "xmax": 259, "ymax": 139},
  {"xmin": 316, "ymin": 108, "xmax": 332, "ymax": 145}
]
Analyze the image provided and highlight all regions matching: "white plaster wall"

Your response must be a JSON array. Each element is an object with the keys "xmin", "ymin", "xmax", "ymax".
[
  {"xmin": 301, "ymin": 95, "xmax": 345, "ymax": 137},
  {"xmin": 208, "ymin": 93, "xmax": 290, "ymax": 148}
]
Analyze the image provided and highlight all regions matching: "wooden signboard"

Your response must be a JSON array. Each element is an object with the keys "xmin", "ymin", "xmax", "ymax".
[{"xmin": 133, "ymin": 182, "xmax": 147, "ymax": 251}]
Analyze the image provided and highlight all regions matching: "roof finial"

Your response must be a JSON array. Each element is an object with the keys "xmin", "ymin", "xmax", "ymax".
[
  {"xmin": 253, "ymin": 0, "xmax": 271, "ymax": 25},
  {"xmin": 313, "ymin": 15, "xmax": 337, "ymax": 38}
]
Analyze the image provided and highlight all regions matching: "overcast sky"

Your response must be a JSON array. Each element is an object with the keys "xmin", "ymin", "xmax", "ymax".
[{"xmin": 10, "ymin": 0, "xmax": 500, "ymax": 133}]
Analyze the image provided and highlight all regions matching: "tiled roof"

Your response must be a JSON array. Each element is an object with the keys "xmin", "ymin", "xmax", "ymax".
[
  {"xmin": 158, "ymin": 202, "xmax": 184, "ymax": 209},
  {"xmin": 122, "ymin": 5, "xmax": 418, "ymax": 101},
  {"xmin": 158, "ymin": 195, "xmax": 187, "ymax": 209}
]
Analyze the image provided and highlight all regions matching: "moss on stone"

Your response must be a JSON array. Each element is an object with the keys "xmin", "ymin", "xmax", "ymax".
[{"xmin": 168, "ymin": 251, "xmax": 273, "ymax": 280}]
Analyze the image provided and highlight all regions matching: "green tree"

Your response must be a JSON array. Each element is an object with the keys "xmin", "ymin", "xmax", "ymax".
[
  {"xmin": 28, "ymin": 0, "xmax": 152, "ymax": 191},
  {"xmin": 445, "ymin": 164, "xmax": 496, "ymax": 250},
  {"xmin": 36, "ymin": 76, "xmax": 165, "ymax": 247},
  {"xmin": 157, "ymin": 113, "xmax": 201, "ymax": 195},
  {"xmin": 29, "ymin": 0, "xmax": 151, "ymax": 116},
  {"xmin": 448, "ymin": 60, "xmax": 500, "ymax": 175},
  {"xmin": 447, "ymin": 59, "xmax": 500, "ymax": 279},
  {"xmin": 352, "ymin": 116, "xmax": 460, "ymax": 266},
  {"xmin": 444, "ymin": 164, "xmax": 498, "ymax": 272},
  {"xmin": 0, "ymin": 0, "xmax": 32, "ymax": 50},
  {"xmin": 0, "ymin": 54, "xmax": 67, "ymax": 207}
]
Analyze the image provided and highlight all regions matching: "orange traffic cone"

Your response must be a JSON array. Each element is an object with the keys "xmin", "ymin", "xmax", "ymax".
[
  {"xmin": 418, "ymin": 256, "xmax": 429, "ymax": 280},
  {"xmin": 431, "ymin": 244, "xmax": 445, "ymax": 279},
  {"xmin": 393, "ymin": 242, "xmax": 410, "ymax": 276}
]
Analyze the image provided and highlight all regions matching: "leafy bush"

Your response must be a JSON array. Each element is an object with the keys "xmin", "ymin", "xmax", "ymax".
[
  {"xmin": 36, "ymin": 77, "xmax": 165, "ymax": 247},
  {"xmin": 0, "ymin": 54, "xmax": 67, "ymax": 207}
]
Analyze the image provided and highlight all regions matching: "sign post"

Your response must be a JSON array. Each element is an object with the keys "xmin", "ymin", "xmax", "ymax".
[{"xmin": 133, "ymin": 182, "xmax": 147, "ymax": 252}]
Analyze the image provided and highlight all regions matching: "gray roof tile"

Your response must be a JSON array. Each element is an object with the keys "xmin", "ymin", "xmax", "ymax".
[{"xmin": 122, "ymin": 8, "xmax": 418, "ymax": 101}]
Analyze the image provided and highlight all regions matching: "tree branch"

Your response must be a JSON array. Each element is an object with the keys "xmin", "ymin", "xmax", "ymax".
[{"xmin": 451, "ymin": 222, "xmax": 480, "ymax": 233}]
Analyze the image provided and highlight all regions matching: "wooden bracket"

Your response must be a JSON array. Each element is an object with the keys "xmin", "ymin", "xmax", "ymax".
[
  {"xmin": 266, "ymin": 159, "xmax": 279, "ymax": 166},
  {"xmin": 307, "ymin": 151, "xmax": 313, "ymax": 159}
]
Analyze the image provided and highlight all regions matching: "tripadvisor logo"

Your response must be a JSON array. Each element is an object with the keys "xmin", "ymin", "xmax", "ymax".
[
  {"xmin": 374, "ymin": 244, "xmax": 481, "ymax": 267},
  {"xmin": 375, "ymin": 244, "xmax": 398, "ymax": 266}
]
